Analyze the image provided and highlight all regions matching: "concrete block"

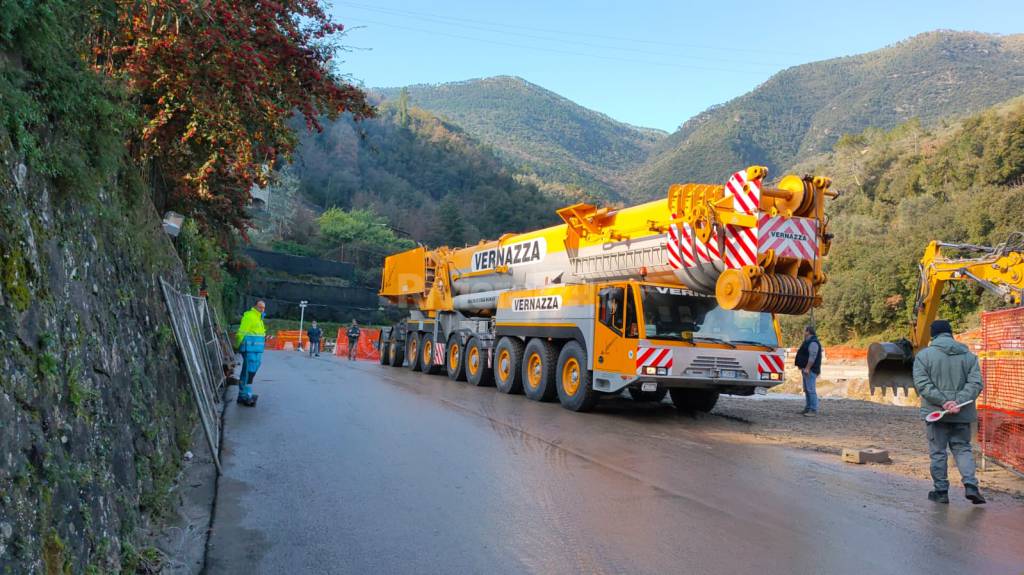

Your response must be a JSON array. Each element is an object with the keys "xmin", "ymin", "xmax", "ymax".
[
  {"xmin": 283, "ymin": 342, "xmax": 295, "ymax": 351},
  {"xmin": 842, "ymin": 448, "xmax": 890, "ymax": 464}
]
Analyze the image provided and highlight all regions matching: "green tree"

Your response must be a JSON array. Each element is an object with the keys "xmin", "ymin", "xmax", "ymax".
[
  {"xmin": 316, "ymin": 206, "xmax": 415, "ymax": 286},
  {"xmin": 319, "ymin": 207, "xmax": 400, "ymax": 246},
  {"xmin": 292, "ymin": 102, "xmax": 561, "ymax": 245},
  {"xmin": 397, "ymin": 88, "xmax": 411, "ymax": 126},
  {"xmin": 437, "ymin": 195, "xmax": 467, "ymax": 246}
]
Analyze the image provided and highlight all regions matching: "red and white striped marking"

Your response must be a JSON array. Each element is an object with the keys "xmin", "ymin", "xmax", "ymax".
[
  {"xmin": 724, "ymin": 169, "xmax": 761, "ymax": 214},
  {"xmin": 636, "ymin": 346, "xmax": 674, "ymax": 374},
  {"xmin": 758, "ymin": 354, "xmax": 785, "ymax": 374},
  {"xmin": 668, "ymin": 168, "xmax": 765, "ymax": 271},
  {"xmin": 433, "ymin": 342, "xmax": 445, "ymax": 365},
  {"xmin": 723, "ymin": 169, "xmax": 762, "ymax": 269},
  {"xmin": 725, "ymin": 223, "xmax": 758, "ymax": 269},
  {"xmin": 666, "ymin": 215, "xmax": 721, "ymax": 270},
  {"xmin": 666, "ymin": 216, "xmax": 687, "ymax": 269},
  {"xmin": 757, "ymin": 215, "xmax": 818, "ymax": 261}
]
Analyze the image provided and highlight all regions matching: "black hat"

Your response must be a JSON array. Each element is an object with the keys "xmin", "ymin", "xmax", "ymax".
[{"xmin": 930, "ymin": 320, "xmax": 953, "ymax": 337}]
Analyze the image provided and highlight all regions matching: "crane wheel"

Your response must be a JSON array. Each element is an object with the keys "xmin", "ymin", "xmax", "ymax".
[
  {"xmin": 465, "ymin": 337, "xmax": 494, "ymax": 387},
  {"xmin": 494, "ymin": 337, "xmax": 525, "ymax": 394},
  {"xmin": 406, "ymin": 332, "xmax": 422, "ymax": 371},
  {"xmin": 421, "ymin": 333, "xmax": 442, "ymax": 375},
  {"xmin": 556, "ymin": 341, "xmax": 599, "ymax": 412},
  {"xmin": 522, "ymin": 339, "xmax": 558, "ymax": 402},
  {"xmin": 446, "ymin": 335, "xmax": 467, "ymax": 381},
  {"xmin": 389, "ymin": 339, "xmax": 405, "ymax": 367}
]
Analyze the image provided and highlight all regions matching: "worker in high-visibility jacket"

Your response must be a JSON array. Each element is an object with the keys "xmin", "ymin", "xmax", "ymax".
[{"xmin": 235, "ymin": 300, "xmax": 267, "ymax": 407}]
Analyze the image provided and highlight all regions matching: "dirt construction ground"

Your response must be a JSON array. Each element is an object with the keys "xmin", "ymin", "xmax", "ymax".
[
  {"xmin": 714, "ymin": 344, "xmax": 1024, "ymax": 501},
  {"xmin": 708, "ymin": 395, "xmax": 1024, "ymax": 501}
]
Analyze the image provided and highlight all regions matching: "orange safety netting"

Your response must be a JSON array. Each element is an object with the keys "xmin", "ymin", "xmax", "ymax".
[
  {"xmin": 979, "ymin": 307, "xmax": 1024, "ymax": 475},
  {"xmin": 334, "ymin": 328, "xmax": 381, "ymax": 361}
]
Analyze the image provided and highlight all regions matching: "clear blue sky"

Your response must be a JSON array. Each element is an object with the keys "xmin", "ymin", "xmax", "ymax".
[{"xmin": 328, "ymin": 0, "xmax": 1023, "ymax": 132}]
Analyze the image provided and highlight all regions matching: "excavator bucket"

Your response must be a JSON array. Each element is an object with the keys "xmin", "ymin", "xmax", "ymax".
[{"xmin": 867, "ymin": 339, "xmax": 916, "ymax": 396}]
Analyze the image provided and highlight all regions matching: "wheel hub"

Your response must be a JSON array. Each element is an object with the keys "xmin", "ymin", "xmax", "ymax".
[{"xmin": 562, "ymin": 358, "xmax": 580, "ymax": 396}]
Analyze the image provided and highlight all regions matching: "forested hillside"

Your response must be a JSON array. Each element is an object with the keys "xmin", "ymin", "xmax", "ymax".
[
  {"xmin": 377, "ymin": 76, "xmax": 666, "ymax": 200},
  {"xmin": 290, "ymin": 101, "xmax": 562, "ymax": 247},
  {"xmin": 631, "ymin": 31, "xmax": 1024, "ymax": 198},
  {"xmin": 797, "ymin": 97, "xmax": 1024, "ymax": 343},
  {"xmin": 281, "ymin": 30, "xmax": 1024, "ymax": 347}
]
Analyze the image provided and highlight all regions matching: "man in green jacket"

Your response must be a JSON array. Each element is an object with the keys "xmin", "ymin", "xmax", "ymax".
[
  {"xmin": 912, "ymin": 320, "xmax": 985, "ymax": 504},
  {"xmin": 235, "ymin": 300, "xmax": 267, "ymax": 407}
]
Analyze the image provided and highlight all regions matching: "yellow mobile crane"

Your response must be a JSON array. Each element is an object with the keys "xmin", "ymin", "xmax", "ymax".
[
  {"xmin": 868, "ymin": 233, "xmax": 1024, "ymax": 395},
  {"xmin": 379, "ymin": 166, "xmax": 836, "ymax": 412}
]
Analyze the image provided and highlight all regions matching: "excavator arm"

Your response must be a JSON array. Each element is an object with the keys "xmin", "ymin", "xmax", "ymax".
[{"xmin": 868, "ymin": 233, "xmax": 1024, "ymax": 395}]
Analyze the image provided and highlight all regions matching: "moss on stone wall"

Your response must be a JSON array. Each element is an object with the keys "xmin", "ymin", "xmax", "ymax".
[
  {"xmin": 0, "ymin": 138, "xmax": 197, "ymax": 572},
  {"xmin": 0, "ymin": 244, "xmax": 31, "ymax": 311},
  {"xmin": 1, "ymin": 6, "xmax": 199, "ymax": 570},
  {"xmin": 0, "ymin": 201, "xmax": 207, "ymax": 574}
]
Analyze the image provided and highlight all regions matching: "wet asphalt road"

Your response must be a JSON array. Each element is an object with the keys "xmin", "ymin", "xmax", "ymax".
[{"xmin": 205, "ymin": 350, "xmax": 1024, "ymax": 575}]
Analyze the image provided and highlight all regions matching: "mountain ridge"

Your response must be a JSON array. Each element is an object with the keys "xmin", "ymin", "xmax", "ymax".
[
  {"xmin": 374, "ymin": 31, "xmax": 1024, "ymax": 201},
  {"xmin": 635, "ymin": 30, "xmax": 1024, "ymax": 197},
  {"xmin": 377, "ymin": 75, "xmax": 666, "ymax": 135},
  {"xmin": 375, "ymin": 75, "xmax": 666, "ymax": 200}
]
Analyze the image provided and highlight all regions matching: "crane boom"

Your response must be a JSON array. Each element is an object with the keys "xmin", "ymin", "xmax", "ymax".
[
  {"xmin": 868, "ymin": 232, "xmax": 1024, "ymax": 395},
  {"xmin": 381, "ymin": 166, "xmax": 836, "ymax": 316}
]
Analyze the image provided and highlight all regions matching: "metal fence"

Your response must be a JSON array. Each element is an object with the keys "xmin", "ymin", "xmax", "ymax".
[
  {"xmin": 979, "ymin": 307, "xmax": 1024, "ymax": 477},
  {"xmin": 160, "ymin": 278, "xmax": 231, "ymax": 474}
]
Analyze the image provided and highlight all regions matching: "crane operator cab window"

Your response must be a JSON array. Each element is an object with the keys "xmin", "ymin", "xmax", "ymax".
[
  {"xmin": 639, "ymin": 286, "xmax": 778, "ymax": 347},
  {"xmin": 599, "ymin": 286, "xmax": 639, "ymax": 338}
]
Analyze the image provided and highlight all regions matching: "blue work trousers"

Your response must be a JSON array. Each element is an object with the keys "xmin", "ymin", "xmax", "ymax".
[
  {"xmin": 238, "ymin": 351, "xmax": 262, "ymax": 400},
  {"xmin": 802, "ymin": 370, "xmax": 819, "ymax": 412}
]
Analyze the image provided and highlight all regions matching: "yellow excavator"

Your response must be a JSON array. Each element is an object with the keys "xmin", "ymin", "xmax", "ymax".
[{"xmin": 868, "ymin": 232, "xmax": 1024, "ymax": 395}]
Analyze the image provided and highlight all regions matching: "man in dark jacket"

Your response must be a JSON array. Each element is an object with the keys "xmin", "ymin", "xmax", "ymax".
[
  {"xmin": 912, "ymin": 320, "xmax": 985, "ymax": 504},
  {"xmin": 346, "ymin": 320, "xmax": 361, "ymax": 361},
  {"xmin": 794, "ymin": 325, "xmax": 823, "ymax": 416},
  {"xmin": 307, "ymin": 320, "xmax": 323, "ymax": 357}
]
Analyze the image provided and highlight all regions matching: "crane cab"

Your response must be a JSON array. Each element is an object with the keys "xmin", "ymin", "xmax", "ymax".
[{"xmin": 490, "ymin": 280, "xmax": 786, "ymax": 411}]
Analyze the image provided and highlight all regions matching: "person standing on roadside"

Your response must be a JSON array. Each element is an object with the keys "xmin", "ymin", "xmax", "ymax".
[
  {"xmin": 307, "ymin": 320, "xmax": 323, "ymax": 357},
  {"xmin": 346, "ymin": 320, "xmax": 361, "ymax": 361},
  {"xmin": 235, "ymin": 300, "xmax": 267, "ymax": 407},
  {"xmin": 913, "ymin": 320, "xmax": 985, "ymax": 505},
  {"xmin": 794, "ymin": 325, "xmax": 822, "ymax": 416}
]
